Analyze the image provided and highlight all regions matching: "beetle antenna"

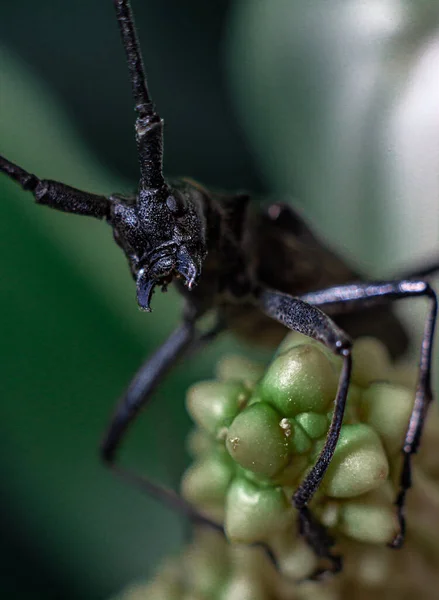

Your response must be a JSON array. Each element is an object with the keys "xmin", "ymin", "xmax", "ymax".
[
  {"xmin": 114, "ymin": 0, "xmax": 166, "ymax": 193},
  {"xmin": 0, "ymin": 155, "xmax": 109, "ymax": 219}
]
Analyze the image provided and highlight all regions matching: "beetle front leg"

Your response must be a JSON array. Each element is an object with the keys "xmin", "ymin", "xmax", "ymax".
[
  {"xmin": 259, "ymin": 288, "xmax": 352, "ymax": 575},
  {"xmin": 101, "ymin": 316, "xmax": 296, "ymax": 577},
  {"xmin": 101, "ymin": 319, "xmax": 225, "ymax": 532}
]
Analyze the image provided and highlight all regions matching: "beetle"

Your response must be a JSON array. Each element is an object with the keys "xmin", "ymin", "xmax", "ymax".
[{"xmin": 1, "ymin": 0, "xmax": 437, "ymax": 576}]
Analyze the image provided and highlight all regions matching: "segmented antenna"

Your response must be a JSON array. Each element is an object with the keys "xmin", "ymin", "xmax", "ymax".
[
  {"xmin": 114, "ymin": 0, "xmax": 166, "ymax": 192},
  {"xmin": 0, "ymin": 155, "xmax": 109, "ymax": 218}
]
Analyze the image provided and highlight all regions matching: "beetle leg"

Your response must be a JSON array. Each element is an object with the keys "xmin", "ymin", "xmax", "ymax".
[
  {"xmin": 0, "ymin": 155, "xmax": 109, "ymax": 218},
  {"xmin": 259, "ymin": 288, "xmax": 352, "ymax": 574},
  {"xmin": 300, "ymin": 280, "xmax": 437, "ymax": 548},
  {"xmin": 101, "ymin": 322, "xmax": 194, "ymax": 463},
  {"xmin": 101, "ymin": 318, "xmax": 227, "ymax": 532}
]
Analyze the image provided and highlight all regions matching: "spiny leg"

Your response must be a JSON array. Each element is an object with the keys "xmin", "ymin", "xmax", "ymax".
[
  {"xmin": 0, "ymin": 155, "xmax": 109, "ymax": 218},
  {"xmin": 259, "ymin": 289, "xmax": 352, "ymax": 574},
  {"xmin": 300, "ymin": 280, "xmax": 437, "ymax": 548}
]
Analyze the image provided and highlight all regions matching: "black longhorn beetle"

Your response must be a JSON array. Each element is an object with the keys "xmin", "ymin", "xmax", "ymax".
[{"xmin": 1, "ymin": 0, "xmax": 438, "ymax": 577}]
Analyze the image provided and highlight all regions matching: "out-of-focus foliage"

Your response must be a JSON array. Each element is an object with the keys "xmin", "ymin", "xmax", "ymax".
[
  {"xmin": 1, "ymin": 0, "xmax": 438, "ymax": 598},
  {"xmin": 227, "ymin": 0, "xmax": 439, "ymax": 273}
]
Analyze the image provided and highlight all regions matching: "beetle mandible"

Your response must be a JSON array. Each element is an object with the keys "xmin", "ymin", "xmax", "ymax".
[{"xmin": 0, "ymin": 0, "xmax": 437, "ymax": 575}]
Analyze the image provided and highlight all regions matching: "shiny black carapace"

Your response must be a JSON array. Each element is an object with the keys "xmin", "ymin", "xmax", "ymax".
[{"xmin": 1, "ymin": 0, "xmax": 437, "ymax": 577}]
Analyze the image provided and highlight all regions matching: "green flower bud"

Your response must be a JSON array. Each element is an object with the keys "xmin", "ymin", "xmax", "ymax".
[
  {"xmin": 181, "ymin": 449, "xmax": 235, "ymax": 511},
  {"xmin": 216, "ymin": 355, "xmax": 265, "ymax": 387},
  {"xmin": 218, "ymin": 576, "xmax": 268, "ymax": 600},
  {"xmin": 295, "ymin": 582, "xmax": 340, "ymax": 600},
  {"xmin": 272, "ymin": 454, "xmax": 310, "ymax": 487},
  {"xmin": 186, "ymin": 381, "xmax": 249, "ymax": 437},
  {"xmin": 286, "ymin": 418, "xmax": 313, "ymax": 455},
  {"xmin": 186, "ymin": 428, "xmax": 215, "ymax": 458},
  {"xmin": 226, "ymin": 403, "xmax": 290, "ymax": 477},
  {"xmin": 184, "ymin": 532, "xmax": 229, "ymax": 598},
  {"xmin": 295, "ymin": 412, "xmax": 329, "ymax": 440},
  {"xmin": 353, "ymin": 547, "xmax": 392, "ymax": 587},
  {"xmin": 225, "ymin": 477, "xmax": 292, "ymax": 543},
  {"xmin": 260, "ymin": 344, "xmax": 338, "ymax": 416},
  {"xmin": 276, "ymin": 331, "xmax": 317, "ymax": 355},
  {"xmin": 391, "ymin": 363, "xmax": 417, "ymax": 389},
  {"xmin": 339, "ymin": 498, "xmax": 399, "ymax": 544},
  {"xmin": 321, "ymin": 424, "xmax": 389, "ymax": 497},
  {"xmin": 360, "ymin": 382, "xmax": 414, "ymax": 456},
  {"xmin": 237, "ymin": 466, "xmax": 276, "ymax": 488},
  {"xmin": 351, "ymin": 337, "xmax": 391, "ymax": 387},
  {"xmin": 344, "ymin": 384, "xmax": 363, "ymax": 423},
  {"xmin": 270, "ymin": 532, "xmax": 318, "ymax": 582}
]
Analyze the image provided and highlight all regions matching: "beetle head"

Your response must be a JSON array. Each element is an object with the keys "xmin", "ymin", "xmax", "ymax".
[{"xmin": 110, "ymin": 182, "xmax": 207, "ymax": 311}]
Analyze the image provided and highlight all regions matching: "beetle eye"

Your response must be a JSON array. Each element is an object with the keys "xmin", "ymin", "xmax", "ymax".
[{"xmin": 166, "ymin": 191, "xmax": 186, "ymax": 216}]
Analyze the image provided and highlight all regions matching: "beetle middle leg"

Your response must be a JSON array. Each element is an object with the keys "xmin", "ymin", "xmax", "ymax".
[
  {"xmin": 260, "ymin": 280, "xmax": 437, "ymax": 572},
  {"xmin": 299, "ymin": 280, "xmax": 437, "ymax": 548}
]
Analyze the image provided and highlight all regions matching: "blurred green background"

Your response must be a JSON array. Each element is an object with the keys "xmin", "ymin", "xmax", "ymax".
[{"xmin": 1, "ymin": 0, "xmax": 438, "ymax": 598}]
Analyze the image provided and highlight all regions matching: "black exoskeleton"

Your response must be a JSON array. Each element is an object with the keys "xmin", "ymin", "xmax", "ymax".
[{"xmin": 1, "ymin": 0, "xmax": 437, "ymax": 579}]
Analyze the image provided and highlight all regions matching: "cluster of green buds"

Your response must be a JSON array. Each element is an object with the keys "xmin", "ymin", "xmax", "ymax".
[
  {"xmin": 114, "ymin": 334, "xmax": 439, "ymax": 599},
  {"xmin": 183, "ymin": 335, "xmax": 416, "ymax": 571}
]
